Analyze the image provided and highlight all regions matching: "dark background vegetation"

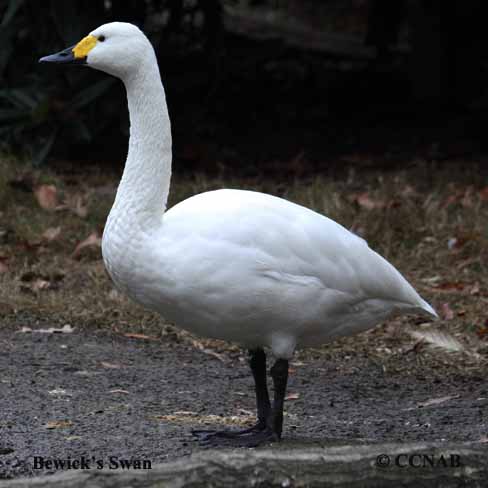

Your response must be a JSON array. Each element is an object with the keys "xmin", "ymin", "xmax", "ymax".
[{"xmin": 2, "ymin": 0, "xmax": 488, "ymax": 174}]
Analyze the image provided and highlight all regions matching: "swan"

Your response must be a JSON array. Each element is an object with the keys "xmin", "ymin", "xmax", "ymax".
[{"xmin": 40, "ymin": 22, "xmax": 437, "ymax": 447}]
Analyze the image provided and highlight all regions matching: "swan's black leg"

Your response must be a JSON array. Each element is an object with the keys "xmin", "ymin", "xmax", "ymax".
[
  {"xmin": 268, "ymin": 358, "xmax": 289, "ymax": 439},
  {"xmin": 193, "ymin": 355, "xmax": 290, "ymax": 447},
  {"xmin": 192, "ymin": 348, "xmax": 270, "ymax": 440},
  {"xmin": 250, "ymin": 348, "xmax": 271, "ymax": 429}
]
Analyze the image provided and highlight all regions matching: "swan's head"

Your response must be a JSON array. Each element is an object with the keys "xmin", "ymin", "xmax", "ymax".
[{"xmin": 39, "ymin": 22, "xmax": 154, "ymax": 79}]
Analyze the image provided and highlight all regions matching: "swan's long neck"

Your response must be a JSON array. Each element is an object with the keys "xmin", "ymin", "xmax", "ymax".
[{"xmin": 109, "ymin": 53, "xmax": 171, "ymax": 228}]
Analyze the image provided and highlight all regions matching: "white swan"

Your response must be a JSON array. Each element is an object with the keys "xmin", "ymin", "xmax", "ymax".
[{"xmin": 40, "ymin": 22, "xmax": 437, "ymax": 446}]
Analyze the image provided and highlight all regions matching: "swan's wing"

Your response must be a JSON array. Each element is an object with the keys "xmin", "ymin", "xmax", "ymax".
[{"xmin": 163, "ymin": 189, "xmax": 434, "ymax": 316}]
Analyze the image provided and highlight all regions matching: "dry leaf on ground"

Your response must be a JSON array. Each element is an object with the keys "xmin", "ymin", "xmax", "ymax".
[
  {"xmin": 417, "ymin": 395, "xmax": 460, "ymax": 408},
  {"xmin": 42, "ymin": 227, "xmax": 61, "ymax": 242},
  {"xmin": 100, "ymin": 361, "xmax": 122, "ymax": 369},
  {"xmin": 440, "ymin": 302, "xmax": 455, "ymax": 321},
  {"xmin": 353, "ymin": 192, "xmax": 386, "ymax": 210},
  {"xmin": 32, "ymin": 278, "xmax": 51, "ymax": 292},
  {"xmin": 430, "ymin": 282, "xmax": 466, "ymax": 293},
  {"xmin": 65, "ymin": 194, "xmax": 89, "ymax": 218},
  {"xmin": 123, "ymin": 333, "xmax": 158, "ymax": 341},
  {"xmin": 72, "ymin": 232, "xmax": 102, "ymax": 258},
  {"xmin": 190, "ymin": 339, "xmax": 227, "ymax": 362},
  {"xmin": 48, "ymin": 389, "xmax": 71, "ymax": 396},
  {"xmin": 45, "ymin": 420, "xmax": 72, "ymax": 429},
  {"xmin": 34, "ymin": 184, "xmax": 58, "ymax": 210},
  {"xmin": 285, "ymin": 393, "xmax": 300, "ymax": 400}
]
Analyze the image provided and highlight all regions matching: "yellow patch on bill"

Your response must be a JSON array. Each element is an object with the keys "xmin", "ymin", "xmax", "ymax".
[{"xmin": 73, "ymin": 35, "xmax": 97, "ymax": 59}]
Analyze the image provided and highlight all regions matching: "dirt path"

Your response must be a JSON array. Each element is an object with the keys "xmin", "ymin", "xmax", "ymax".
[{"xmin": 1, "ymin": 326, "xmax": 487, "ymax": 480}]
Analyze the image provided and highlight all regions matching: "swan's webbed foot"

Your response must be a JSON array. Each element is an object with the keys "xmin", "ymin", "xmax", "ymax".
[
  {"xmin": 192, "ymin": 421, "xmax": 266, "ymax": 441},
  {"xmin": 193, "ymin": 426, "xmax": 278, "ymax": 447}
]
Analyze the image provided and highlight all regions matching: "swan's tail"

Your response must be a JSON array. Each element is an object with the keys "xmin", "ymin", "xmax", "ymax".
[{"xmin": 413, "ymin": 297, "xmax": 438, "ymax": 320}]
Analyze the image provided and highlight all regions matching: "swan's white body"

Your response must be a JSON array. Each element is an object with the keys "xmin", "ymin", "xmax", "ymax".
[
  {"xmin": 104, "ymin": 187, "xmax": 435, "ymax": 357},
  {"xmin": 74, "ymin": 23, "xmax": 435, "ymax": 359}
]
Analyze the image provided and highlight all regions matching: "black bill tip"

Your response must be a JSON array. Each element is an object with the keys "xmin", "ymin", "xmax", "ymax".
[{"xmin": 39, "ymin": 46, "xmax": 86, "ymax": 65}]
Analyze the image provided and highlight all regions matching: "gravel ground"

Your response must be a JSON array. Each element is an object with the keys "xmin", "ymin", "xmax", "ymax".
[{"xmin": 0, "ymin": 326, "xmax": 487, "ymax": 480}]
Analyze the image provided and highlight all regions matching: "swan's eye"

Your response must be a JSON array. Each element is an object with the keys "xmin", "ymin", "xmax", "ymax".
[{"xmin": 98, "ymin": 35, "xmax": 106, "ymax": 42}]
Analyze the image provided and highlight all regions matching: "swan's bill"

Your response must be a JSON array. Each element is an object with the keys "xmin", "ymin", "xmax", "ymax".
[{"xmin": 39, "ymin": 35, "xmax": 99, "ymax": 65}]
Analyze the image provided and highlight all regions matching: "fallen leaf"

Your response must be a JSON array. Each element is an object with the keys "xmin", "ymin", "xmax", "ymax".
[
  {"xmin": 45, "ymin": 420, "xmax": 72, "ymax": 429},
  {"xmin": 123, "ymin": 333, "xmax": 158, "ymax": 341},
  {"xmin": 285, "ymin": 393, "xmax": 300, "ymax": 400},
  {"xmin": 32, "ymin": 279, "xmax": 51, "ymax": 292},
  {"xmin": 42, "ymin": 227, "xmax": 61, "ymax": 242},
  {"xmin": 404, "ymin": 395, "xmax": 460, "ymax": 410},
  {"xmin": 17, "ymin": 239, "xmax": 42, "ymax": 253},
  {"xmin": 191, "ymin": 339, "xmax": 227, "ymax": 362},
  {"xmin": 238, "ymin": 408, "xmax": 254, "ymax": 416},
  {"xmin": 417, "ymin": 395, "xmax": 459, "ymax": 408},
  {"xmin": 430, "ymin": 282, "xmax": 466, "ymax": 293},
  {"xmin": 74, "ymin": 370, "xmax": 100, "ymax": 376},
  {"xmin": 469, "ymin": 283, "xmax": 480, "ymax": 295},
  {"xmin": 401, "ymin": 185, "xmax": 417, "ymax": 198},
  {"xmin": 441, "ymin": 188, "xmax": 470, "ymax": 209},
  {"xmin": 354, "ymin": 192, "xmax": 385, "ymax": 210},
  {"xmin": 476, "ymin": 319, "xmax": 488, "ymax": 338},
  {"xmin": 480, "ymin": 187, "xmax": 488, "ymax": 201},
  {"xmin": 461, "ymin": 188, "xmax": 474, "ymax": 208},
  {"xmin": 75, "ymin": 197, "xmax": 88, "ymax": 218},
  {"xmin": 100, "ymin": 361, "xmax": 121, "ymax": 369},
  {"xmin": 72, "ymin": 232, "xmax": 101, "ymax": 258},
  {"xmin": 48, "ymin": 389, "xmax": 71, "ymax": 396},
  {"xmin": 66, "ymin": 194, "xmax": 88, "ymax": 218},
  {"xmin": 34, "ymin": 184, "xmax": 58, "ymax": 210},
  {"xmin": 422, "ymin": 275, "xmax": 442, "ymax": 284},
  {"xmin": 440, "ymin": 302, "xmax": 454, "ymax": 321},
  {"xmin": 456, "ymin": 257, "xmax": 481, "ymax": 271}
]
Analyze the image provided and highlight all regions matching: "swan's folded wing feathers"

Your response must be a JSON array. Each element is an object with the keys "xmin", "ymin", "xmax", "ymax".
[{"xmin": 165, "ymin": 188, "xmax": 428, "ymax": 313}]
